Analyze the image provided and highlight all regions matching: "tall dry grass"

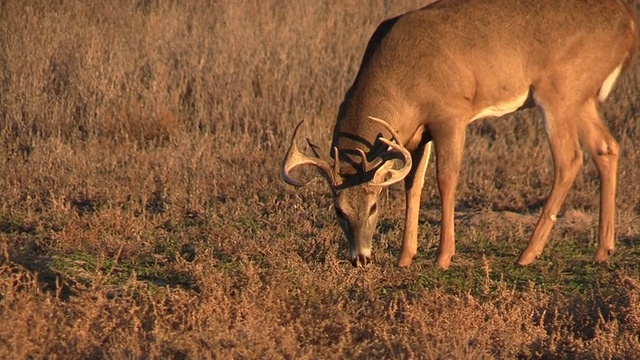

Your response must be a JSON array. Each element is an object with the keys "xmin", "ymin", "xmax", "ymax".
[{"xmin": 0, "ymin": 0, "xmax": 639, "ymax": 358}]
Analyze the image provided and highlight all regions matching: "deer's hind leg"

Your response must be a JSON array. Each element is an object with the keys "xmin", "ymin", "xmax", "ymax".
[
  {"xmin": 577, "ymin": 97, "xmax": 618, "ymax": 262},
  {"xmin": 517, "ymin": 91, "xmax": 585, "ymax": 265}
]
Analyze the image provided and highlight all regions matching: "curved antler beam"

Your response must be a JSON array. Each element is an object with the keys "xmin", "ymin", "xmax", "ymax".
[
  {"xmin": 366, "ymin": 116, "xmax": 413, "ymax": 187},
  {"xmin": 281, "ymin": 121, "xmax": 340, "ymax": 187}
]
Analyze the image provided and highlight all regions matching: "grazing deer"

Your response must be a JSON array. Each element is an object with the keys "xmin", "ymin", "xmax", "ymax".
[{"xmin": 282, "ymin": 0, "xmax": 639, "ymax": 269}]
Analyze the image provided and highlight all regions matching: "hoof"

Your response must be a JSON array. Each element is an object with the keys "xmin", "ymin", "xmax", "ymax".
[
  {"xmin": 397, "ymin": 258, "xmax": 413, "ymax": 268},
  {"xmin": 516, "ymin": 250, "xmax": 539, "ymax": 266},
  {"xmin": 397, "ymin": 251, "xmax": 416, "ymax": 268},
  {"xmin": 594, "ymin": 248, "xmax": 614, "ymax": 263},
  {"xmin": 435, "ymin": 255, "xmax": 452, "ymax": 270}
]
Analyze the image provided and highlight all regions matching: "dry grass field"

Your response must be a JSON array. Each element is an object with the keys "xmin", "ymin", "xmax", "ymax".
[{"xmin": 1, "ymin": 0, "xmax": 640, "ymax": 358}]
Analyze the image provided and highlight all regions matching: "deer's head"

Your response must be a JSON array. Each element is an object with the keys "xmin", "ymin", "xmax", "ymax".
[{"xmin": 281, "ymin": 117, "xmax": 411, "ymax": 266}]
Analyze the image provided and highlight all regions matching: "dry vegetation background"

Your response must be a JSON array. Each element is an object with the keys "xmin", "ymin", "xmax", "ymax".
[{"xmin": 1, "ymin": 0, "xmax": 640, "ymax": 358}]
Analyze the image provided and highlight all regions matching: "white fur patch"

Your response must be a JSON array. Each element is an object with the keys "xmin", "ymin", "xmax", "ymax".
[
  {"xmin": 598, "ymin": 64, "xmax": 622, "ymax": 102},
  {"xmin": 469, "ymin": 92, "xmax": 529, "ymax": 122}
]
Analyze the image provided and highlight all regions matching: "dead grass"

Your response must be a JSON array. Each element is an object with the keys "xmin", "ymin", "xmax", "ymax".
[{"xmin": 1, "ymin": 0, "xmax": 640, "ymax": 358}]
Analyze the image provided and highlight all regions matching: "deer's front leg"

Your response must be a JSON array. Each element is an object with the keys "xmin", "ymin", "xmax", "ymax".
[
  {"xmin": 433, "ymin": 125, "xmax": 466, "ymax": 269},
  {"xmin": 398, "ymin": 142, "xmax": 432, "ymax": 267},
  {"xmin": 518, "ymin": 100, "xmax": 584, "ymax": 265}
]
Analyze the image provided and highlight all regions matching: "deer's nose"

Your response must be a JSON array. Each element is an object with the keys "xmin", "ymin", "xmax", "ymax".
[{"xmin": 351, "ymin": 254, "xmax": 371, "ymax": 267}]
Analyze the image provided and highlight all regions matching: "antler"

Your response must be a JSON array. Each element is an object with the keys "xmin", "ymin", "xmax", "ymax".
[
  {"xmin": 366, "ymin": 116, "xmax": 413, "ymax": 187},
  {"xmin": 309, "ymin": 140, "xmax": 343, "ymax": 181},
  {"xmin": 281, "ymin": 121, "xmax": 341, "ymax": 187}
]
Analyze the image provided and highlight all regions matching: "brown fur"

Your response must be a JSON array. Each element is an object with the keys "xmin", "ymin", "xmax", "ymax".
[{"xmin": 284, "ymin": 0, "xmax": 639, "ymax": 268}]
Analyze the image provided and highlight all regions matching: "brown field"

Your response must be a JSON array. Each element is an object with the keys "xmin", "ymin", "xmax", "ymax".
[{"xmin": 1, "ymin": 0, "xmax": 640, "ymax": 358}]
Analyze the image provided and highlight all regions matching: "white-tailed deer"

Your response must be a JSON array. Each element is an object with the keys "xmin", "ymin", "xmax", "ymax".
[{"xmin": 282, "ymin": 0, "xmax": 639, "ymax": 269}]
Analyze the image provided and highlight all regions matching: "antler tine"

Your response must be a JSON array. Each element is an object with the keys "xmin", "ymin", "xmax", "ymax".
[
  {"xmin": 368, "ymin": 116, "xmax": 403, "ymax": 142},
  {"xmin": 355, "ymin": 148, "xmax": 370, "ymax": 172},
  {"xmin": 368, "ymin": 137, "xmax": 412, "ymax": 187},
  {"xmin": 281, "ymin": 120, "xmax": 339, "ymax": 187},
  {"xmin": 307, "ymin": 139, "xmax": 319, "ymax": 158},
  {"xmin": 355, "ymin": 147, "xmax": 385, "ymax": 173},
  {"xmin": 365, "ymin": 116, "xmax": 413, "ymax": 187},
  {"xmin": 333, "ymin": 146, "xmax": 340, "ymax": 176}
]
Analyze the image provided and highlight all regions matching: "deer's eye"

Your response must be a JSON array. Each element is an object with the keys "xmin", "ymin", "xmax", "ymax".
[{"xmin": 369, "ymin": 203, "xmax": 378, "ymax": 215}]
